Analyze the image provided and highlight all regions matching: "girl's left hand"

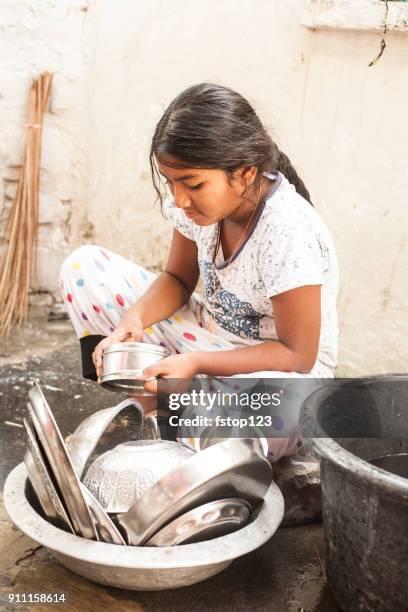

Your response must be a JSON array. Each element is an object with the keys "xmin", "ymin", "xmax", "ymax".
[{"xmin": 142, "ymin": 353, "xmax": 200, "ymax": 394}]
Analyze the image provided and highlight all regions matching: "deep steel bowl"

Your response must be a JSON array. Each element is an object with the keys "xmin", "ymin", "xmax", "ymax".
[
  {"xmin": 100, "ymin": 342, "xmax": 169, "ymax": 393},
  {"xmin": 83, "ymin": 440, "xmax": 195, "ymax": 513},
  {"xmin": 4, "ymin": 463, "xmax": 284, "ymax": 590},
  {"xmin": 65, "ymin": 398, "xmax": 144, "ymax": 478}
]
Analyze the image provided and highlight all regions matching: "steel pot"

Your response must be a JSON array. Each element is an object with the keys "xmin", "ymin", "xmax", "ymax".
[{"xmin": 101, "ymin": 342, "xmax": 169, "ymax": 393}]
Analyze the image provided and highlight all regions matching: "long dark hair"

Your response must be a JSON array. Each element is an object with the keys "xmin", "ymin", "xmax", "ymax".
[{"xmin": 150, "ymin": 83, "xmax": 313, "ymax": 208}]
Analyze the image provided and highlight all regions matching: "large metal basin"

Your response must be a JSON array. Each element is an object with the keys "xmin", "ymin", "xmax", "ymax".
[
  {"xmin": 4, "ymin": 462, "xmax": 284, "ymax": 591},
  {"xmin": 301, "ymin": 374, "xmax": 408, "ymax": 612}
]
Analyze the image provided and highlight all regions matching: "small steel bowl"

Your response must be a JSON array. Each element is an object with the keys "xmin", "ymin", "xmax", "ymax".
[
  {"xmin": 100, "ymin": 342, "xmax": 170, "ymax": 394},
  {"xmin": 82, "ymin": 440, "xmax": 195, "ymax": 513}
]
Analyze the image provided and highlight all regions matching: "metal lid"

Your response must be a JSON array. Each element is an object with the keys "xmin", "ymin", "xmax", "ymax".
[{"xmin": 104, "ymin": 342, "xmax": 169, "ymax": 357}]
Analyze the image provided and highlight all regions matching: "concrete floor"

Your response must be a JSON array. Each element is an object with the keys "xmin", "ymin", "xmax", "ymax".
[{"xmin": 0, "ymin": 320, "xmax": 341, "ymax": 611}]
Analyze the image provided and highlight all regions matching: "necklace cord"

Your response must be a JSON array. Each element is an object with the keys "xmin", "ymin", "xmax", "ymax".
[{"xmin": 208, "ymin": 175, "xmax": 265, "ymax": 343}]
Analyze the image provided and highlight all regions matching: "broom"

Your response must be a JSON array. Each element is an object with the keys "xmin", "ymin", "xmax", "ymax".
[{"xmin": 0, "ymin": 72, "xmax": 53, "ymax": 336}]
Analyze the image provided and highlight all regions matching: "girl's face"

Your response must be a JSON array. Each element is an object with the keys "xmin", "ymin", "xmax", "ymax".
[{"xmin": 157, "ymin": 155, "xmax": 257, "ymax": 226}]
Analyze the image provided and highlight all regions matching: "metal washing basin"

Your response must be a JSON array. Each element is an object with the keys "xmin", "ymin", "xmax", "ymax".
[{"xmin": 4, "ymin": 462, "xmax": 284, "ymax": 591}]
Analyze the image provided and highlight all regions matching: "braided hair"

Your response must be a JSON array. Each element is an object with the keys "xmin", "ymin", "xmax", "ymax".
[{"xmin": 150, "ymin": 83, "xmax": 312, "ymax": 208}]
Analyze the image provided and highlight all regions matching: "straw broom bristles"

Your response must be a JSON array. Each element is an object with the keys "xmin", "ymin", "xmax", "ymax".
[{"xmin": 0, "ymin": 72, "xmax": 52, "ymax": 336}]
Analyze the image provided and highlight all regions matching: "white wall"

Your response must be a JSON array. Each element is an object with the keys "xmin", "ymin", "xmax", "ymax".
[
  {"xmin": 1, "ymin": 0, "xmax": 407, "ymax": 375},
  {"xmin": 0, "ymin": 0, "xmax": 90, "ymax": 297}
]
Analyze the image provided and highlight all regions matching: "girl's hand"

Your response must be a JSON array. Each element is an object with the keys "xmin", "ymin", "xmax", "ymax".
[
  {"xmin": 142, "ymin": 353, "xmax": 200, "ymax": 395},
  {"xmin": 92, "ymin": 315, "xmax": 144, "ymax": 380}
]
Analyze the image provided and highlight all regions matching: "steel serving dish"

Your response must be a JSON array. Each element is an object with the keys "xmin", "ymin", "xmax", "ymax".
[
  {"xmin": 119, "ymin": 438, "xmax": 273, "ymax": 546},
  {"xmin": 101, "ymin": 342, "xmax": 169, "ymax": 393},
  {"xmin": 83, "ymin": 440, "xmax": 195, "ymax": 513},
  {"xmin": 146, "ymin": 498, "xmax": 251, "ymax": 547},
  {"xmin": 4, "ymin": 462, "xmax": 284, "ymax": 590}
]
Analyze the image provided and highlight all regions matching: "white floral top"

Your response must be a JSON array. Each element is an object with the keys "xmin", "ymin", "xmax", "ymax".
[{"xmin": 163, "ymin": 171, "xmax": 339, "ymax": 373}]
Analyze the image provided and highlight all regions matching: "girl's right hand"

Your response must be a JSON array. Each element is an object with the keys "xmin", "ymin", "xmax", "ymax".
[{"xmin": 92, "ymin": 315, "xmax": 144, "ymax": 380}]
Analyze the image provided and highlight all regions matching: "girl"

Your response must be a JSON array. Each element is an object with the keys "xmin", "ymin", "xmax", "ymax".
[{"xmin": 59, "ymin": 83, "xmax": 338, "ymax": 462}]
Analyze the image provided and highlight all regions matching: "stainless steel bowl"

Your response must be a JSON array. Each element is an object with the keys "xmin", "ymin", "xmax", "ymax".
[
  {"xmin": 4, "ymin": 463, "xmax": 284, "ymax": 590},
  {"xmin": 83, "ymin": 440, "xmax": 195, "ymax": 513},
  {"xmin": 101, "ymin": 342, "xmax": 169, "ymax": 393},
  {"xmin": 65, "ymin": 398, "xmax": 144, "ymax": 478}
]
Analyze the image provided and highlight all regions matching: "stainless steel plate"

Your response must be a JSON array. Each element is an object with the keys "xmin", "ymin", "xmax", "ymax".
[
  {"xmin": 23, "ymin": 418, "xmax": 74, "ymax": 533},
  {"xmin": 119, "ymin": 438, "xmax": 273, "ymax": 546},
  {"xmin": 27, "ymin": 383, "xmax": 96, "ymax": 540},
  {"xmin": 146, "ymin": 498, "xmax": 251, "ymax": 547},
  {"xmin": 65, "ymin": 398, "xmax": 144, "ymax": 478}
]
